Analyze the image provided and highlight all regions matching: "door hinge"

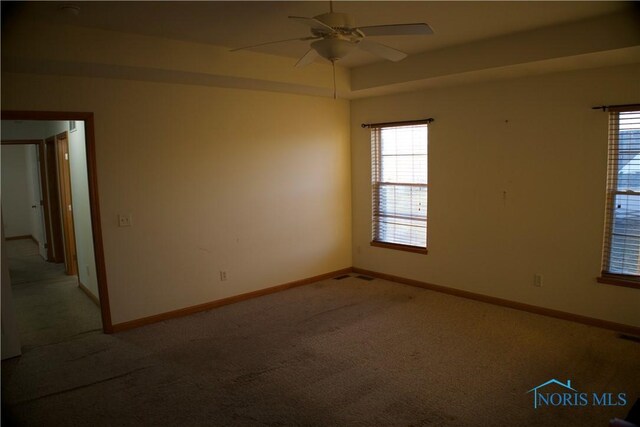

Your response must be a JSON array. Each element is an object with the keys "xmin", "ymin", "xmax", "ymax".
[
  {"xmin": 64, "ymin": 153, "xmax": 69, "ymax": 160},
  {"xmin": 40, "ymin": 200, "xmax": 44, "ymax": 206},
  {"xmin": 68, "ymin": 204, "xmax": 72, "ymax": 211}
]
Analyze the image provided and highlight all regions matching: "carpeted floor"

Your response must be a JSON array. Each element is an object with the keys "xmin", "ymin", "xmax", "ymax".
[
  {"xmin": 3, "ymin": 239, "xmax": 102, "ymax": 348},
  {"xmin": 2, "ymin": 247, "xmax": 639, "ymax": 426},
  {"xmin": 5, "ymin": 239, "xmax": 68, "ymax": 285}
]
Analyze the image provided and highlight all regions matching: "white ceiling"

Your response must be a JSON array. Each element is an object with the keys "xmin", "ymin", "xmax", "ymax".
[{"xmin": 4, "ymin": 1, "xmax": 633, "ymax": 68}]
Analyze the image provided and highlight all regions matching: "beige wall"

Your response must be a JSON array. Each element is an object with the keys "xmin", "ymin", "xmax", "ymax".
[
  {"xmin": 2, "ymin": 73, "xmax": 352, "ymax": 324},
  {"xmin": 351, "ymin": 63, "xmax": 640, "ymax": 327},
  {"xmin": 66, "ymin": 121, "xmax": 100, "ymax": 300},
  {"xmin": 2, "ymin": 22, "xmax": 350, "ymax": 99},
  {"xmin": 1, "ymin": 145, "xmax": 32, "ymax": 238}
]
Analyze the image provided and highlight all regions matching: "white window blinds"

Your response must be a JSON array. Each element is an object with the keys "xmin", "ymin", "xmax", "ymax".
[
  {"xmin": 602, "ymin": 108, "xmax": 640, "ymax": 279},
  {"xmin": 371, "ymin": 124, "xmax": 428, "ymax": 249}
]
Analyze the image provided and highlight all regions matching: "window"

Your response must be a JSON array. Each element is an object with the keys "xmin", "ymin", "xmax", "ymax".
[
  {"xmin": 600, "ymin": 106, "xmax": 640, "ymax": 287},
  {"xmin": 370, "ymin": 122, "xmax": 429, "ymax": 253}
]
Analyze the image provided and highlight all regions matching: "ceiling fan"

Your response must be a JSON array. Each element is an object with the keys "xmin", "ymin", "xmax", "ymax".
[{"xmin": 230, "ymin": 2, "xmax": 433, "ymax": 96}]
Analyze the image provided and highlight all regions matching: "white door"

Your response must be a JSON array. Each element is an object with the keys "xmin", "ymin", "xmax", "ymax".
[
  {"xmin": 26, "ymin": 145, "xmax": 47, "ymax": 260},
  {"xmin": 35, "ymin": 145, "xmax": 48, "ymax": 259}
]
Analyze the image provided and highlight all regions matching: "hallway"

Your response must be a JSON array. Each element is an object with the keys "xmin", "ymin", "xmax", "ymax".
[{"xmin": 6, "ymin": 239, "xmax": 101, "ymax": 349}]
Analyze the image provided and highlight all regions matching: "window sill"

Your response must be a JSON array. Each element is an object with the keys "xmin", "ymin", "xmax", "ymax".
[
  {"xmin": 370, "ymin": 241, "xmax": 428, "ymax": 255},
  {"xmin": 597, "ymin": 274, "xmax": 640, "ymax": 290}
]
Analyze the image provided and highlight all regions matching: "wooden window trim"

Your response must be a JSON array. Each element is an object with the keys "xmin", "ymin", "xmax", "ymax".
[
  {"xmin": 597, "ymin": 273, "xmax": 640, "ymax": 290},
  {"xmin": 370, "ymin": 240, "xmax": 428, "ymax": 255}
]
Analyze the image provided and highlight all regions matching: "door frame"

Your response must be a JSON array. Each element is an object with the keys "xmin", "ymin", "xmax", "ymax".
[
  {"xmin": 44, "ymin": 136, "xmax": 65, "ymax": 262},
  {"xmin": 38, "ymin": 141, "xmax": 55, "ymax": 262},
  {"xmin": 1, "ymin": 111, "xmax": 113, "ymax": 333},
  {"xmin": 55, "ymin": 131, "xmax": 79, "ymax": 276}
]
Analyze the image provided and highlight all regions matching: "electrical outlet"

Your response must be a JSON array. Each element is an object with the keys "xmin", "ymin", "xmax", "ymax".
[
  {"xmin": 533, "ymin": 274, "xmax": 543, "ymax": 287},
  {"xmin": 220, "ymin": 271, "xmax": 227, "ymax": 281},
  {"xmin": 118, "ymin": 213, "xmax": 132, "ymax": 227}
]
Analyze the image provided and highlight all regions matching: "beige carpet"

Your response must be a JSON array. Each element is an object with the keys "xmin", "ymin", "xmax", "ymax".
[
  {"xmin": 4, "ymin": 239, "xmax": 102, "ymax": 349},
  {"xmin": 5, "ymin": 239, "xmax": 67, "ymax": 285},
  {"xmin": 2, "ymin": 262, "xmax": 639, "ymax": 426}
]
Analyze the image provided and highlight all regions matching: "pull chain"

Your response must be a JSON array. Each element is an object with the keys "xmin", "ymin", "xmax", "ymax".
[{"xmin": 332, "ymin": 60, "xmax": 337, "ymax": 99}]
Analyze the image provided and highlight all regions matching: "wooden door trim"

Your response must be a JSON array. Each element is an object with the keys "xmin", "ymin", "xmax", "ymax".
[
  {"xmin": 56, "ymin": 131, "xmax": 78, "ymax": 276},
  {"xmin": 1, "ymin": 110, "xmax": 113, "ymax": 333},
  {"xmin": 1, "ymin": 139, "xmax": 42, "ymax": 145},
  {"xmin": 37, "ymin": 141, "xmax": 54, "ymax": 261},
  {"xmin": 45, "ymin": 136, "xmax": 64, "ymax": 262}
]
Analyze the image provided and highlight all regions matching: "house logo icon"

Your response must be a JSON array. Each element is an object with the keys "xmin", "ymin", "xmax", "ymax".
[
  {"xmin": 527, "ymin": 379, "xmax": 577, "ymax": 409},
  {"xmin": 527, "ymin": 378, "xmax": 628, "ymax": 409}
]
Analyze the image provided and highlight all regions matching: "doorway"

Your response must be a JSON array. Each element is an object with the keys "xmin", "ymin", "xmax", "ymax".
[
  {"xmin": 1, "ymin": 112, "xmax": 112, "ymax": 346},
  {"xmin": 54, "ymin": 131, "xmax": 79, "ymax": 276},
  {"xmin": 43, "ymin": 135, "xmax": 64, "ymax": 263}
]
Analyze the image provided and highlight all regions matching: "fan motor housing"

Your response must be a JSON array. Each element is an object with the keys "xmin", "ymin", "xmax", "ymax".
[
  {"xmin": 312, "ymin": 12, "xmax": 362, "ymax": 43},
  {"xmin": 314, "ymin": 12, "xmax": 355, "ymax": 31}
]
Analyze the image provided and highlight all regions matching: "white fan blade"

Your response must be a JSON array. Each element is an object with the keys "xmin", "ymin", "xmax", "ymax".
[
  {"xmin": 289, "ymin": 16, "xmax": 335, "ymax": 33},
  {"xmin": 295, "ymin": 49, "xmax": 320, "ymax": 68},
  {"xmin": 358, "ymin": 40, "xmax": 408, "ymax": 62},
  {"xmin": 230, "ymin": 36, "xmax": 318, "ymax": 52},
  {"xmin": 358, "ymin": 23, "xmax": 433, "ymax": 37}
]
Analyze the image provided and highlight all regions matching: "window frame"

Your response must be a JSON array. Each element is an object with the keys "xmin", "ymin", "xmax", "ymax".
[
  {"xmin": 598, "ymin": 105, "xmax": 640, "ymax": 289},
  {"xmin": 369, "ymin": 121, "xmax": 429, "ymax": 254}
]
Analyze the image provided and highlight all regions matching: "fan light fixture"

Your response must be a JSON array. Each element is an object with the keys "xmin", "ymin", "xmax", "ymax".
[
  {"xmin": 310, "ymin": 39, "xmax": 357, "ymax": 62},
  {"xmin": 230, "ymin": 6, "xmax": 433, "ymax": 66},
  {"xmin": 230, "ymin": 2, "xmax": 434, "ymax": 97}
]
